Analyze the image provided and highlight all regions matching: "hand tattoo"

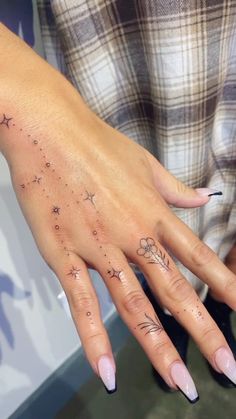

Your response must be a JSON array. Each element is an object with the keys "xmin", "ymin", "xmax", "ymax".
[
  {"xmin": 84, "ymin": 190, "xmax": 96, "ymax": 206},
  {"xmin": 67, "ymin": 266, "xmax": 81, "ymax": 279},
  {"xmin": 137, "ymin": 237, "xmax": 170, "ymax": 271},
  {"xmin": 137, "ymin": 313, "xmax": 163, "ymax": 335},
  {"xmin": 0, "ymin": 113, "xmax": 13, "ymax": 128},
  {"xmin": 107, "ymin": 268, "xmax": 122, "ymax": 280}
]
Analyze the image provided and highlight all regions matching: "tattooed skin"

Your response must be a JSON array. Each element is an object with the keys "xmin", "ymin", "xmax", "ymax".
[
  {"xmin": 52, "ymin": 206, "xmax": 60, "ymax": 215},
  {"xmin": 137, "ymin": 313, "xmax": 163, "ymax": 335},
  {"xmin": 84, "ymin": 190, "xmax": 96, "ymax": 206},
  {"xmin": 32, "ymin": 175, "xmax": 42, "ymax": 184},
  {"xmin": 107, "ymin": 268, "xmax": 122, "ymax": 280},
  {"xmin": 67, "ymin": 266, "xmax": 81, "ymax": 279},
  {"xmin": 137, "ymin": 238, "xmax": 170, "ymax": 271},
  {"xmin": 0, "ymin": 113, "xmax": 12, "ymax": 128}
]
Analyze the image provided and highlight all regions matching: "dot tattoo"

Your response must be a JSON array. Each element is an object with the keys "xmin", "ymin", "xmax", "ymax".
[
  {"xmin": 137, "ymin": 238, "xmax": 170, "ymax": 271},
  {"xmin": 67, "ymin": 266, "xmax": 81, "ymax": 279},
  {"xmin": 137, "ymin": 313, "xmax": 163, "ymax": 336},
  {"xmin": 0, "ymin": 113, "xmax": 13, "ymax": 129}
]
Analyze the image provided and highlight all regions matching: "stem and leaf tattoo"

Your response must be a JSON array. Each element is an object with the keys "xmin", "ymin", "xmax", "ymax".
[
  {"xmin": 137, "ymin": 313, "xmax": 163, "ymax": 335},
  {"xmin": 137, "ymin": 238, "xmax": 170, "ymax": 271}
]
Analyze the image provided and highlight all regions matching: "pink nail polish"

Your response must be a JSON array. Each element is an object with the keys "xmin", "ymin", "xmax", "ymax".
[
  {"xmin": 196, "ymin": 188, "xmax": 223, "ymax": 197},
  {"xmin": 214, "ymin": 347, "xmax": 236, "ymax": 384},
  {"xmin": 97, "ymin": 355, "xmax": 116, "ymax": 393},
  {"xmin": 170, "ymin": 362, "xmax": 199, "ymax": 403}
]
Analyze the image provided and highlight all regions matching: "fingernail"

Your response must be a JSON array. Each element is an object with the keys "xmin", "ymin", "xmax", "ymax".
[
  {"xmin": 196, "ymin": 188, "xmax": 223, "ymax": 197},
  {"xmin": 214, "ymin": 347, "xmax": 236, "ymax": 384},
  {"xmin": 170, "ymin": 362, "xmax": 199, "ymax": 403},
  {"xmin": 97, "ymin": 355, "xmax": 116, "ymax": 394}
]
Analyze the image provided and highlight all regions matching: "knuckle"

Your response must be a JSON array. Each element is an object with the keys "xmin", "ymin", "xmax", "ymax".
[
  {"xmin": 152, "ymin": 340, "xmax": 172, "ymax": 358},
  {"xmin": 83, "ymin": 331, "xmax": 104, "ymax": 345},
  {"xmin": 69, "ymin": 289, "xmax": 94, "ymax": 313},
  {"xmin": 199, "ymin": 327, "xmax": 219, "ymax": 346},
  {"xmin": 225, "ymin": 278, "xmax": 236, "ymax": 293},
  {"xmin": 122, "ymin": 290, "xmax": 149, "ymax": 315},
  {"xmin": 191, "ymin": 241, "xmax": 215, "ymax": 267},
  {"xmin": 166, "ymin": 273, "xmax": 195, "ymax": 303}
]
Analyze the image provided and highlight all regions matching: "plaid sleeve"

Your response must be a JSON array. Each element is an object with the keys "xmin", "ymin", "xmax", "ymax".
[{"xmin": 38, "ymin": 0, "xmax": 236, "ymax": 291}]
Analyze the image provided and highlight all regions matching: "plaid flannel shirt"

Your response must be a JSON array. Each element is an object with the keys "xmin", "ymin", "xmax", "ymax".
[{"xmin": 37, "ymin": 0, "xmax": 236, "ymax": 298}]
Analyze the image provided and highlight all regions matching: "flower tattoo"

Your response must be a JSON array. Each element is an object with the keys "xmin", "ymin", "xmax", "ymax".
[{"xmin": 137, "ymin": 237, "xmax": 170, "ymax": 271}]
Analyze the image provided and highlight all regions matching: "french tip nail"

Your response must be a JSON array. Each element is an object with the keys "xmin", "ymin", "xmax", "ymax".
[
  {"xmin": 196, "ymin": 188, "xmax": 223, "ymax": 197},
  {"xmin": 177, "ymin": 387, "xmax": 200, "ymax": 404},
  {"xmin": 170, "ymin": 362, "xmax": 198, "ymax": 403},
  {"xmin": 215, "ymin": 347, "xmax": 236, "ymax": 384},
  {"xmin": 98, "ymin": 355, "xmax": 116, "ymax": 393},
  {"xmin": 208, "ymin": 191, "xmax": 223, "ymax": 197},
  {"xmin": 103, "ymin": 383, "xmax": 117, "ymax": 395}
]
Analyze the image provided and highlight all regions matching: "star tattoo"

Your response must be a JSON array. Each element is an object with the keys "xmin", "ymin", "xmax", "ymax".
[
  {"xmin": 0, "ymin": 114, "xmax": 13, "ymax": 129},
  {"xmin": 67, "ymin": 266, "xmax": 81, "ymax": 279},
  {"xmin": 32, "ymin": 175, "xmax": 42, "ymax": 184},
  {"xmin": 107, "ymin": 268, "xmax": 122, "ymax": 281},
  {"xmin": 52, "ymin": 206, "xmax": 60, "ymax": 215},
  {"xmin": 84, "ymin": 190, "xmax": 95, "ymax": 206}
]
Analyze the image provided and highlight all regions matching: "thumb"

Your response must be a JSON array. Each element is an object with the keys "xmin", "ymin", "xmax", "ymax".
[{"xmin": 144, "ymin": 149, "xmax": 222, "ymax": 208}]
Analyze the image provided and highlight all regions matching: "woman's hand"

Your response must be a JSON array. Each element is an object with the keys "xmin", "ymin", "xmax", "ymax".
[{"xmin": 1, "ymin": 23, "xmax": 236, "ymax": 401}]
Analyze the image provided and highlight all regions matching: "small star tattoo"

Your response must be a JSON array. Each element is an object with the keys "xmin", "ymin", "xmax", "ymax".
[
  {"xmin": 84, "ymin": 190, "xmax": 95, "ymax": 206},
  {"xmin": 67, "ymin": 266, "xmax": 81, "ymax": 279},
  {"xmin": 52, "ymin": 206, "xmax": 60, "ymax": 215},
  {"xmin": 32, "ymin": 175, "xmax": 42, "ymax": 184},
  {"xmin": 0, "ymin": 114, "xmax": 13, "ymax": 129},
  {"xmin": 107, "ymin": 268, "xmax": 122, "ymax": 281}
]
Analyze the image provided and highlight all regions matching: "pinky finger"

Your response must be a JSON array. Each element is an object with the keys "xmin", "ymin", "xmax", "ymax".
[{"xmin": 50, "ymin": 251, "xmax": 117, "ymax": 394}]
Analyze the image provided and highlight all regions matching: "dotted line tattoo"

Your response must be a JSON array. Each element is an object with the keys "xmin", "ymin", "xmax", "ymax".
[{"xmin": 3, "ymin": 113, "xmax": 107, "ymax": 263}]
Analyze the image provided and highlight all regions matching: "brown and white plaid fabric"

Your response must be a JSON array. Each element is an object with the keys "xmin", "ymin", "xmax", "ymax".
[{"xmin": 38, "ymin": 0, "xmax": 236, "ymax": 298}]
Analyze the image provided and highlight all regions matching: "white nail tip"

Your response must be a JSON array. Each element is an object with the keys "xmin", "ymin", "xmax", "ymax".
[
  {"xmin": 98, "ymin": 355, "xmax": 116, "ymax": 392},
  {"xmin": 170, "ymin": 362, "xmax": 198, "ymax": 402}
]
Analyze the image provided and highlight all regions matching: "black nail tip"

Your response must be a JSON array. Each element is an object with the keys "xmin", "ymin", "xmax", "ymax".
[
  {"xmin": 190, "ymin": 396, "xmax": 200, "ymax": 404},
  {"xmin": 208, "ymin": 191, "xmax": 223, "ymax": 197},
  {"xmin": 177, "ymin": 386, "xmax": 199, "ymax": 404},
  {"xmin": 103, "ymin": 383, "xmax": 117, "ymax": 395}
]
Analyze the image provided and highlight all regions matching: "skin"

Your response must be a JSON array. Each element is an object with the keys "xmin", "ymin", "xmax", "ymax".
[{"xmin": 0, "ymin": 23, "xmax": 235, "ymax": 389}]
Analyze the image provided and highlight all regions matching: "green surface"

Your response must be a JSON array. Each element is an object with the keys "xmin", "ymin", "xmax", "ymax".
[{"xmin": 56, "ymin": 315, "xmax": 236, "ymax": 419}]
